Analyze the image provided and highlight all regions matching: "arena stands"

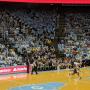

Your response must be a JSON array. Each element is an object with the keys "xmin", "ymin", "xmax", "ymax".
[
  {"xmin": 0, "ymin": 6, "xmax": 58, "ymax": 70},
  {"xmin": 0, "ymin": 4, "xmax": 90, "ymax": 72}
]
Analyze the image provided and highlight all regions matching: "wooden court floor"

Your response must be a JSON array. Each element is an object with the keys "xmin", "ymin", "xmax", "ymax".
[{"xmin": 0, "ymin": 67, "xmax": 90, "ymax": 90}]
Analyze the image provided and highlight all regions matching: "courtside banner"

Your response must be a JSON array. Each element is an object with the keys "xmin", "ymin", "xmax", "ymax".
[
  {"xmin": 0, "ymin": 65, "xmax": 31, "ymax": 74},
  {"xmin": 0, "ymin": 0, "xmax": 90, "ymax": 4}
]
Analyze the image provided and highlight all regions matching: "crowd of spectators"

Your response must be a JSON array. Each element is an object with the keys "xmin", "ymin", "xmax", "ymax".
[
  {"xmin": 58, "ymin": 13, "xmax": 90, "ymax": 63},
  {"xmin": 0, "ymin": 5, "xmax": 90, "ymax": 70},
  {"xmin": 0, "ymin": 7, "xmax": 57, "ymax": 69},
  {"xmin": 65, "ymin": 13, "xmax": 90, "ymax": 44}
]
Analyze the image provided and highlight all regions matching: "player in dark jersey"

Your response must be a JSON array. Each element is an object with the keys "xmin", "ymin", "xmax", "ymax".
[{"xmin": 31, "ymin": 61, "xmax": 38, "ymax": 74}]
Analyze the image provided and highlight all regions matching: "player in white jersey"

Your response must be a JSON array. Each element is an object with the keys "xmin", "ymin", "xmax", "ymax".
[{"xmin": 69, "ymin": 61, "xmax": 81, "ymax": 79}]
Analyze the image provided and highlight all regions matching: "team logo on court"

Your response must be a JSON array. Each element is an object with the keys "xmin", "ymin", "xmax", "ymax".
[
  {"xmin": 10, "ymin": 82, "xmax": 64, "ymax": 90},
  {"xmin": 31, "ymin": 86, "xmax": 44, "ymax": 89}
]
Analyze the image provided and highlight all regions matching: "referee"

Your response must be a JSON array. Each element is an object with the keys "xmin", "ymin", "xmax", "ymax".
[{"xmin": 26, "ymin": 55, "xmax": 30, "ymax": 73}]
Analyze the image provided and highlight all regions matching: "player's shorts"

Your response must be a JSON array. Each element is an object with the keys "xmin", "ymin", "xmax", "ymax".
[{"xmin": 73, "ymin": 69, "xmax": 79, "ymax": 73}]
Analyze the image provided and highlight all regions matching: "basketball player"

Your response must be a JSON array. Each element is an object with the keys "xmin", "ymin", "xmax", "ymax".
[
  {"xmin": 31, "ymin": 61, "xmax": 38, "ymax": 74},
  {"xmin": 69, "ymin": 61, "xmax": 81, "ymax": 79}
]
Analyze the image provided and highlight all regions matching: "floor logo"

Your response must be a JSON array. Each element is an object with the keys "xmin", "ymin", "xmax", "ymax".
[{"xmin": 10, "ymin": 82, "xmax": 64, "ymax": 90}]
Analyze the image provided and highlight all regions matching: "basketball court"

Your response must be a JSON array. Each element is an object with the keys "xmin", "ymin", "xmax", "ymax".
[{"xmin": 0, "ymin": 67, "xmax": 90, "ymax": 90}]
